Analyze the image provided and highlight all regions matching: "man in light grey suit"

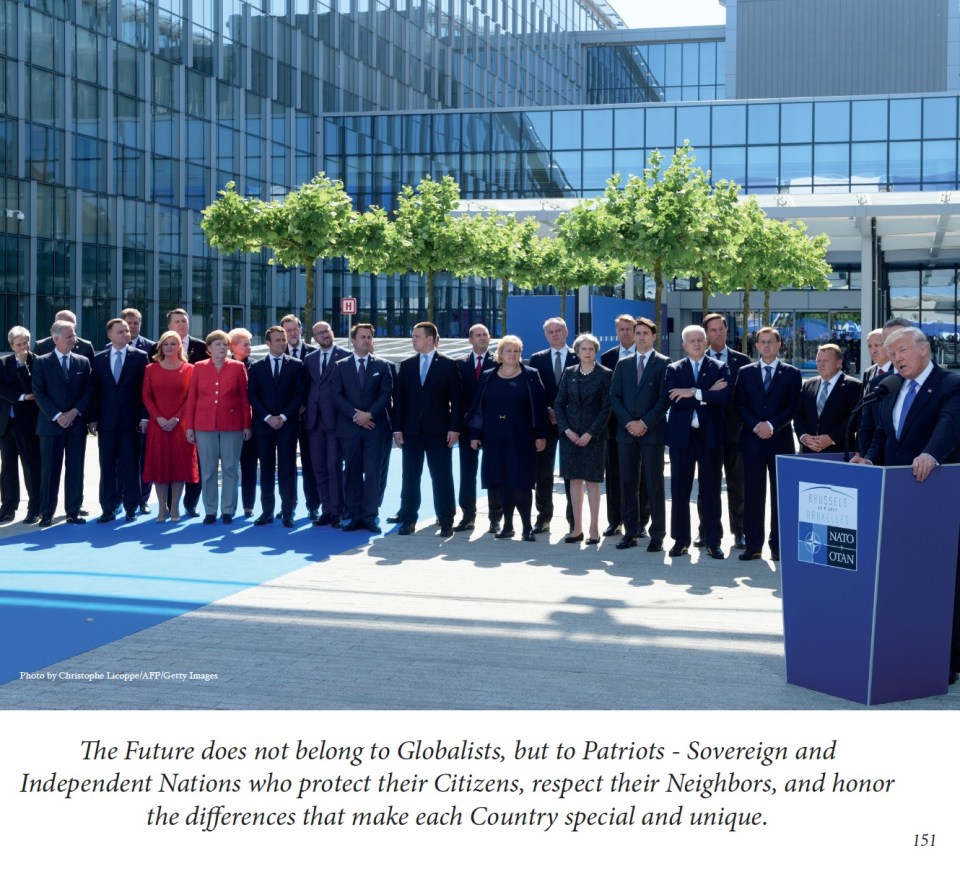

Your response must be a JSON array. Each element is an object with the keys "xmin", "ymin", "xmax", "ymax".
[
  {"xmin": 305, "ymin": 321, "xmax": 351, "ymax": 527},
  {"xmin": 609, "ymin": 317, "xmax": 670, "ymax": 552}
]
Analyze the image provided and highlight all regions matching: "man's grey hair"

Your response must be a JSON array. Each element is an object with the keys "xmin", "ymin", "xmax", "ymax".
[{"xmin": 884, "ymin": 326, "xmax": 929, "ymax": 352}]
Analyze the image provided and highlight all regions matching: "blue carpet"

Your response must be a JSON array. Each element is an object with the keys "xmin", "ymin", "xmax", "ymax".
[{"xmin": 0, "ymin": 447, "xmax": 442, "ymax": 683}]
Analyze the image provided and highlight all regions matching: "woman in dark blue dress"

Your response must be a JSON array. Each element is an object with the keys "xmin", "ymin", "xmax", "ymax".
[{"xmin": 468, "ymin": 335, "xmax": 548, "ymax": 541}]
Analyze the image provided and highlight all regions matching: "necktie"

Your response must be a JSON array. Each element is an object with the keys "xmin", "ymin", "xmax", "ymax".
[
  {"xmin": 554, "ymin": 350, "xmax": 563, "ymax": 385},
  {"xmin": 273, "ymin": 357, "xmax": 280, "ymax": 380},
  {"xmin": 61, "ymin": 354, "xmax": 70, "ymax": 380},
  {"xmin": 816, "ymin": 380, "xmax": 829, "ymax": 416},
  {"xmin": 475, "ymin": 356, "xmax": 482, "ymax": 382},
  {"xmin": 321, "ymin": 352, "xmax": 328, "ymax": 373},
  {"xmin": 636, "ymin": 352, "xmax": 645, "ymax": 385},
  {"xmin": 713, "ymin": 350, "xmax": 722, "ymax": 360},
  {"xmin": 896, "ymin": 380, "xmax": 918, "ymax": 438},
  {"xmin": 763, "ymin": 365, "xmax": 773, "ymax": 393},
  {"xmin": 692, "ymin": 360, "xmax": 700, "ymax": 383},
  {"xmin": 358, "ymin": 357, "xmax": 367, "ymax": 388},
  {"xmin": 420, "ymin": 354, "xmax": 429, "ymax": 385},
  {"xmin": 113, "ymin": 350, "xmax": 123, "ymax": 383}
]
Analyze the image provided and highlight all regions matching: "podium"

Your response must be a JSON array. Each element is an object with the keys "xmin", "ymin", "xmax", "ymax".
[{"xmin": 776, "ymin": 454, "xmax": 960, "ymax": 704}]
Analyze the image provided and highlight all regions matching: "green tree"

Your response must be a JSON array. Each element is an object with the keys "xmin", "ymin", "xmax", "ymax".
[
  {"xmin": 755, "ymin": 220, "xmax": 832, "ymax": 325},
  {"xmin": 697, "ymin": 178, "xmax": 745, "ymax": 315}
]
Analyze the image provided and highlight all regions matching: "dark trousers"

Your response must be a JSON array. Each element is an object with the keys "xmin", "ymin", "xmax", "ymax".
[
  {"xmin": 98, "ymin": 427, "xmax": 142, "ymax": 515},
  {"xmin": 256, "ymin": 425, "xmax": 299, "ymax": 517},
  {"xmin": 340, "ymin": 433, "xmax": 385, "ymax": 526},
  {"xmin": 4, "ymin": 421, "xmax": 40, "ymax": 515},
  {"xmin": 604, "ymin": 437, "xmax": 622, "ymax": 528},
  {"xmin": 742, "ymin": 452, "xmax": 781, "ymax": 553},
  {"xmin": 535, "ymin": 425, "xmax": 574, "ymax": 528},
  {"xmin": 697, "ymin": 442, "xmax": 745, "ymax": 539},
  {"xmin": 39, "ymin": 425, "xmax": 86, "ymax": 518},
  {"xmin": 399, "ymin": 433, "xmax": 456, "ymax": 526},
  {"xmin": 309, "ymin": 426, "xmax": 343, "ymax": 515},
  {"xmin": 298, "ymin": 418, "xmax": 320, "ymax": 512},
  {"xmin": 500, "ymin": 487, "xmax": 533, "ymax": 535},
  {"xmin": 668, "ymin": 430, "xmax": 722, "ymax": 548},
  {"xmin": 0, "ymin": 429, "xmax": 19, "ymax": 513},
  {"xmin": 184, "ymin": 470, "xmax": 202, "ymax": 511},
  {"xmin": 379, "ymin": 435, "xmax": 392, "ymax": 507},
  {"xmin": 458, "ymin": 440, "xmax": 503, "ymax": 522},
  {"xmin": 240, "ymin": 434, "xmax": 258, "ymax": 512},
  {"xmin": 618, "ymin": 440, "xmax": 665, "ymax": 540}
]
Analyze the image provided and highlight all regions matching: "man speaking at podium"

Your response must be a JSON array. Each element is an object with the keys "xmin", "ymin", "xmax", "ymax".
[{"xmin": 852, "ymin": 326, "xmax": 960, "ymax": 685}]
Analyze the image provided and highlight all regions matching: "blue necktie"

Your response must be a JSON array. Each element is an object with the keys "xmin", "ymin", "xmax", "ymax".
[
  {"xmin": 420, "ymin": 354, "xmax": 429, "ymax": 385},
  {"xmin": 61, "ymin": 354, "xmax": 70, "ymax": 380},
  {"xmin": 896, "ymin": 380, "xmax": 918, "ymax": 438},
  {"xmin": 113, "ymin": 350, "xmax": 123, "ymax": 383},
  {"xmin": 692, "ymin": 360, "xmax": 700, "ymax": 383},
  {"xmin": 763, "ymin": 365, "xmax": 773, "ymax": 393},
  {"xmin": 358, "ymin": 357, "xmax": 367, "ymax": 388},
  {"xmin": 816, "ymin": 380, "xmax": 829, "ymax": 416}
]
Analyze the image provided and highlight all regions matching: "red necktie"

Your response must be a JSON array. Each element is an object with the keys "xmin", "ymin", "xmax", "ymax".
[{"xmin": 475, "ymin": 356, "xmax": 482, "ymax": 381}]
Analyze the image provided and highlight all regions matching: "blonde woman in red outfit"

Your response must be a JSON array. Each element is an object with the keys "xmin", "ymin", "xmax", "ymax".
[
  {"xmin": 142, "ymin": 330, "xmax": 198, "ymax": 522},
  {"xmin": 183, "ymin": 330, "xmax": 252, "ymax": 525}
]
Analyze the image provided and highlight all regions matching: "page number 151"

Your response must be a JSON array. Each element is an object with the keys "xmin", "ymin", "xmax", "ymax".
[{"xmin": 913, "ymin": 834, "xmax": 936, "ymax": 847}]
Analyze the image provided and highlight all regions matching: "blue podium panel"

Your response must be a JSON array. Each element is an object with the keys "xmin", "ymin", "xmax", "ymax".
[{"xmin": 777, "ymin": 455, "xmax": 959, "ymax": 705}]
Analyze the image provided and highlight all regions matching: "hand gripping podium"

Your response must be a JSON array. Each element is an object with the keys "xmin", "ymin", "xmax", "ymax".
[{"xmin": 776, "ymin": 454, "xmax": 960, "ymax": 704}]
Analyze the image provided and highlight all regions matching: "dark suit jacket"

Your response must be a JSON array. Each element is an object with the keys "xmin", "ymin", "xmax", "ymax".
[
  {"xmin": 286, "ymin": 342, "xmax": 316, "ymax": 362},
  {"xmin": 331, "ymin": 355, "xmax": 393, "ymax": 439},
  {"xmin": 457, "ymin": 351, "xmax": 498, "ymax": 430},
  {"xmin": 105, "ymin": 335, "xmax": 153, "ymax": 353},
  {"xmin": 248, "ymin": 355, "xmax": 307, "ymax": 436},
  {"xmin": 709, "ymin": 346, "xmax": 751, "ymax": 446},
  {"xmin": 89, "ymin": 346, "xmax": 149, "ymax": 431},
  {"xmin": 865, "ymin": 365, "xmax": 960, "ymax": 466},
  {"xmin": 857, "ymin": 363, "xmax": 895, "ymax": 454},
  {"xmin": 609, "ymin": 351, "xmax": 670, "ymax": 445},
  {"xmin": 601, "ymin": 345, "xmax": 635, "ymax": 439},
  {"xmin": 31, "ymin": 351, "xmax": 94, "ymax": 436},
  {"xmin": 35, "ymin": 334, "xmax": 96, "ymax": 365},
  {"xmin": 735, "ymin": 360, "xmax": 802, "ymax": 456},
  {"xmin": 393, "ymin": 352, "xmax": 463, "ymax": 436},
  {"xmin": 794, "ymin": 372, "xmax": 862, "ymax": 452},
  {"xmin": 0, "ymin": 353, "xmax": 39, "ymax": 436},
  {"xmin": 664, "ymin": 357, "xmax": 731, "ymax": 450},
  {"xmin": 529, "ymin": 346, "xmax": 577, "ymax": 408},
  {"xmin": 304, "ymin": 345, "xmax": 351, "ymax": 432}
]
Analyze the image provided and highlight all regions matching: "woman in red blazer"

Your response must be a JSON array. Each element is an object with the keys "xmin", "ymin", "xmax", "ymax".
[{"xmin": 184, "ymin": 330, "xmax": 252, "ymax": 524}]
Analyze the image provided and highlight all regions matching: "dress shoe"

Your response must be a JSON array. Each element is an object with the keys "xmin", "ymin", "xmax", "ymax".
[
  {"xmin": 602, "ymin": 524, "xmax": 622, "ymax": 537},
  {"xmin": 668, "ymin": 544, "xmax": 688, "ymax": 557},
  {"xmin": 39, "ymin": 516, "xmax": 53, "ymax": 528},
  {"xmin": 203, "ymin": 514, "xmax": 216, "ymax": 525},
  {"xmin": 564, "ymin": 532, "xmax": 584, "ymax": 543},
  {"xmin": 244, "ymin": 508, "xmax": 254, "ymax": 518},
  {"xmin": 386, "ymin": 512, "xmax": 402, "ymax": 524},
  {"xmin": 23, "ymin": 514, "xmax": 40, "ymax": 525},
  {"xmin": 0, "ymin": 510, "xmax": 16, "ymax": 523},
  {"xmin": 739, "ymin": 550, "xmax": 763, "ymax": 561},
  {"xmin": 315, "ymin": 512, "xmax": 335, "ymax": 526},
  {"xmin": 281, "ymin": 515, "xmax": 295, "ymax": 528},
  {"xmin": 637, "ymin": 527, "xmax": 648, "ymax": 539},
  {"xmin": 329, "ymin": 514, "xmax": 342, "ymax": 528},
  {"xmin": 646, "ymin": 540, "xmax": 663, "ymax": 553},
  {"xmin": 308, "ymin": 509, "xmax": 320, "ymax": 522},
  {"xmin": 615, "ymin": 536, "xmax": 638, "ymax": 550},
  {"xmin": 398, "ymin": 523, "xmax": 416, "ymax": 535},
  {"xmin": 693, "ymin": 536, "xmax": 704, "ymax": 548},
  {"xmin": 124, "ymin": 513, "xmax": 136, "ymax": 523},
  {"xmin": 253, "ymin": 514, "xmax": 275, "ymax": 526},
  {"xmin": 65, "ymin": 515, "xmax": 86, "ymax": 524},
  {"xmin": 770, "ymin": 550, "xmax": 780, "ymax": 561},
  {"xmin": 78, "ymin": 507, "xmax": 90, "ymax": 516},
  {"xmin": 96, "ymin": 514, "xmax": 116, "ymax": 524},
  {"xmin": 949, "ymin": 671, "xmax": 958, "ymax": 685},
  {"xmin": 494, "ymin": 528, "xmax": 515, "ymax": 539},
  {"xmin": 367, "ymin": 523, "xmax": 382, "ymax": 534},
  {"xmin": 705, "ymin": 546, "xmax": 725, "ymax": 560},
  {"xmin": 531, "ymin": 521, "xmax": 550, "ymax": 535},
  {"xmin": 586, "ymin": 537, "xmax": 600, "ymax": 545},
  {"xmin": 734, "ymin": 534, "xmax": 746, "ymax": 549},
  {"xmin": 221, "ymin": 514, "xmax": 233, "ymax": 525},
  {"xmin": 522, "ymin": 532, "xmax": 536, "ymax": 542},
  {"xmin": 342, "ymin": 518, "xmax": 365, "ymax": 532},
  {"xmin": 437, "ymin": 526, "xmax": 454, "ymax": 537},
  {"xmin": 184, "ymin": 507, "xmax": 200, "ymax": 518},
  {"xmin": 138, "ymin": 502, "xmax": 150, "ymax": 515},
  {"xmin": 453, "ymin": 518, "xmax": 475, "ymax": 532},
  {"xmin": 488, "ymin": 521, "xmax": 501, "ymax": 534}
]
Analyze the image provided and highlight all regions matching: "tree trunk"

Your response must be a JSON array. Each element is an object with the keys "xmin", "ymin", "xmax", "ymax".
[
  {"xmin": 741, "ymin": 280, "xmax": 752, "ymax": 354},
  {"xmin": 426, "ymin": 269, "xmax": 435, "ymax": 322},
  {"xmin": 701, "ymin": 272, "xmax": 711, "ymax": 318},
  {"xmin": 304, "ymin": 259, "xmax": 316, "ymax": 328},
  {"xmin": 654, "ymin": 259, "xmax": 664, "ymax": 349},
  {"xmin": 763, "ymin": 289, "xmax": 771, "ymax": 326},
  {"xmin": 500, "ymin": 276, "xmax": 509, "ymax": 335},
  {"xmin": 559, "ymin": 285, "xmax": 567, "ymax": 324}
]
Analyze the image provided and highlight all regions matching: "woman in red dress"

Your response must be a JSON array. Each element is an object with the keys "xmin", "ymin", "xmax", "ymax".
[{"xmin": 142, "ymin": 330, "xmax": 198, "ymax": 522}]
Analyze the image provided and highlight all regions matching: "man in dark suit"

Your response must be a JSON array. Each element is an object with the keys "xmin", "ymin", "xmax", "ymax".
[
  {"xmin": 528, "ymin": 317, "xmax": 576, "ymax": 534},
  {"xmin": 697, "ymin": 313, "xmax": 750, "ymax": 549},
  {"xmin": 455, "ymin": 323, "xmax": 500, "ymax": 533},
  {"xmin": 282, "ymin": 313, "xmax": 320, "ymax": 521},
  {"xmin": 664, "ymin": 325, "xmax": 731, "ymax": 559},
  {"xmin": 331, "ymin": 323, "xmax": 394, "ymax": 533},
  {"xmin": 305, "ymin": 320, "xmax": 351, "ymax": 527},
  {"xmin": 88, "ymin": 318, "xmax": 149, "ymax": 522},
  {"xmin": 248, "ymin": 326, "xmax": 307, "ymax": 528},
  {"xmin": 734, "ymin": 326, "xmax": 802, "ymax": 561},
  {"xmin": 32, "ymin": 320, "xmax": 94, "ymax": 526},
  {"xmin": 854, "ymin": 326, "xmax": 960, "ymax": 685},
  {"xmin": 0, "ymin": 327, "xmax": 41, "ymax": 523},
  {"xmin": 600, "ymin": 314, "xmax": 639, "ymax": 538},
  {"xmin": 393, "ymin": 322, "xmax": 462, "ymax": 537},
  {"xmin": 106, "ymin": 307, "xmax": 153, "ymax": 354},
  {"xmin": 34, "ymin": 310, "xmax": 96, "ymax": 365},
  {"xmin": 855, "ymin": 323, "xmax": 902, "ymax": 456},
  {"xmin": 795, "ymin": 343, "xmax": 861, "ymax": 454},
  {"xmin": 609, "ymin": 317, "xmax": 669, "ymax": 552}
]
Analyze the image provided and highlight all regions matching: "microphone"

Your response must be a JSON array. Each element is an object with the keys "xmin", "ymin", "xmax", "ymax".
[{"xmin": 861, "ymin": 372, "xmax": 902, "ymax": 404}]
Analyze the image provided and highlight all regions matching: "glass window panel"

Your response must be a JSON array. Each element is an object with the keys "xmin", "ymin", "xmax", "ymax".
[
  {"xmin": 888, "ymin": 270, "xmax": 920, "ymax": 316},
  {"xmin": 432, "ymin": 112, "xmax": 460, "ymax": 152},
  {"xmin": 682, "ymin": 42, "xmax": 699, "ymax": 87},
  {"xmin": 583, "ymin": 109, "xmax": 613, "ymax": 150},
  {"xmin": 851, "ymin": 142, "xmax": 887, "ymax": 188},
  {"xmin": 889, "ymin": 140, "xmax": 921, "ymax": 184},
  {"xmin": 552, "ymin": 110, "xmax": 581, "ymax": 149},
  {"xmin": 582, "ymin": 150, "xmax": 612, "ymax": 190},
  {"xmin": 747, "ymin": 103, "xmax": 779, "ymax": 144},
  {"xmin": 613, "ymin": 149, "xmax": 646, "ymax": 179},
  {"xmin": 747, "ymin": 146, "xmax": 779, "ymax": 191},
  {"xmin": 614, "ymin": 108, "xmax": 643, "ymax": 150},
  {"xmin": 923, "ymin": 97, "xmax": 957, "ymax": 140},
  {"xmin": 523, "ymin": 111, "xmax": 551, "ymax": 150},
  {"xmin": 675, "ymin": 105, "xmax": 710, "ymax": 147},
  {"xmin": 813, "ymin": 143, "xmax": 849, "ymax": 184},
  {"xmin": 645, "ymin": 106, "xmax": 674, "ymax": 150},
  {"xmin": 780, "ymin": 102, "xmax": 812, "ymax": 143},
  {"xmin": 889, "ymin": 98, "xmax": 921, "ymax": 140},
  {"xmin": 462, "ymin": 113, "xmax": 491, "ymax": 152},
  {"xmin": 711, "ymin": 104, "xmax": 746, "ymax": 146},
  {"xmin": 851, "ymin": 100, "xmax": 887, "ymax": 141},
  {"xmin": 780, "ymin": 144, "xmax": 812, "ymax": 190},
  {"xmin": 710, "ymin": 147, "xmax": 745, "ymax": 186},
  {"xmin": 814, "ymin": 101, "xmax": 849, "ymax": 142},
  {"xmin": 550, "ymin": 150, "xmax": 581, "ymax": 194},
  {"xmin": 923, "ymin": 139, "xmax": 956, "ymax": 186},
  {"xmin": 664, "ymin": 43, "xmax": 681, "ymax": 85}
]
